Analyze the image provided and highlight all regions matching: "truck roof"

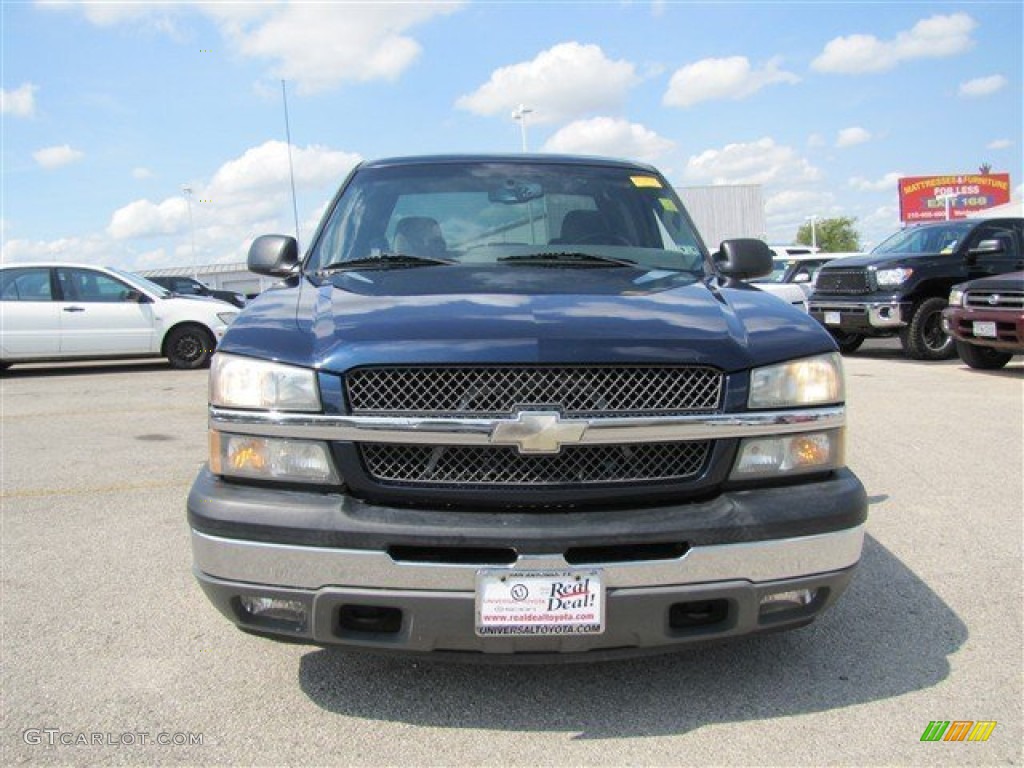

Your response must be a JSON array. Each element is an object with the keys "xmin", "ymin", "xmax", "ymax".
[{"xmin": 360, "ymin": 153, "xmax": 660, "ymax": 173}]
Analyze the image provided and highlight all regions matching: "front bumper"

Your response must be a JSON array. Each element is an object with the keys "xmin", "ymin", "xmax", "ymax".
[
  {"xmin": 189, "ymin": 468, "xmax": 867, "ymax": 658},
  {"xmin": 942, "ymin": 306, "xmax": 1024, "ymax": 352},
  {"xmin": 810, "ymin": 298, "xmax": 909, "ymax": 332}
]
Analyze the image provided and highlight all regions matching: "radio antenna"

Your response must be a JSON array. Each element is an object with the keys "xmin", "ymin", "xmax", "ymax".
[{"xmin": 282, "ymin": 79, "xmax": 301, "ymax": 247}]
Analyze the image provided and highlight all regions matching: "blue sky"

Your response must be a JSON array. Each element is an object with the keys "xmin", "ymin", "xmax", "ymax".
[{"xmin": 2, "ymin": 1, "xmax": 1021, "ymax": 271}]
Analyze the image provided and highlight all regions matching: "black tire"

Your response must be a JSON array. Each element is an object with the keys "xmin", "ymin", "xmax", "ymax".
[
  {"xmin": 899, "ymin": 297, "xmax": 956, "ymax": 360},
  {"xmin": 165, "ymin": 325, "xmax": 215, "ymax": 369},
  {"xmin": 955, "ymin": 340, "xmax": 1013, "ymax": 370},
  {"xmin": 829, "ymin": 330, "xmax": 865, "ymax": 354}
]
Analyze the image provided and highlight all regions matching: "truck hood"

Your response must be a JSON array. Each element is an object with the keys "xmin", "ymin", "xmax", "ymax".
[
  {"xmin": 221, "ymin": 265, "xmax": 834, "ymax": 373},
  {"xmin": 955, "ymin": 270, "xmax": 1024, "ymax": 292},
  {"xmin": 821, "ymin": 250, "xmax": 948, "ymax": 269}
]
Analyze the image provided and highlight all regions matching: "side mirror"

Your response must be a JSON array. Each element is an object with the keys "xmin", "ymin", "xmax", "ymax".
[
  {"xmin": 715, "ymin": 239, "xmax": 774, "ymax": 281},
  {"xmin": 123, "ymin": 289, "xmax": 149, "ymax": 303},
  {"xmin": 968, "ymin": 239, "xmax": 1004, "ymax": 256},
  {"xmin": 249, "ymin": 234, "xmax": 299, "ymax": 277}
]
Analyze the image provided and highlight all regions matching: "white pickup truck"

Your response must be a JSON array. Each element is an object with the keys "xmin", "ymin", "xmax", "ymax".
[{"xmin": 753, "ymin": 247, "xmax": 860, "ymax": 311}]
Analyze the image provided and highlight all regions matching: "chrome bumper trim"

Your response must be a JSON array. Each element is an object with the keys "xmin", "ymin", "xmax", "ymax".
[
  {"xmin": 209, "ymin": 406, "xmax": 846, "ymax": 446},
  {"xmin": 810, "ymin": 301, "xmax": 907, "ymax": 328},
  {"xmin": 191, "ymin": 525, "xmax": 865, "ymax": 591}
]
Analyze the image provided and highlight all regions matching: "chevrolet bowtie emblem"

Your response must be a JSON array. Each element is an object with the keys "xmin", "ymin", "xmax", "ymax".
[{"xmin": 489, "ymin": 411, "xmax": 588, "ymax": 454}]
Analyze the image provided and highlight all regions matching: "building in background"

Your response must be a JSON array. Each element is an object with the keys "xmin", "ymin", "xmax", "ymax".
[{"xmin": 676, "ymin": 185, "xmax": 765, "ymax": 251}]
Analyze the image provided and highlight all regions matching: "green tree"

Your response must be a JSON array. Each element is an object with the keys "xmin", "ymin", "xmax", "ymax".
[{"xmin": 796, "ymin": 216, "xmax": 861, "ymax": 252}]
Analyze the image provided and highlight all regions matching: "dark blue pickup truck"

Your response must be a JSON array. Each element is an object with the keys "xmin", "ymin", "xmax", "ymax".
[{"xmin": 188, "ymin": 154, "xmax": 866, "ymax": 660}]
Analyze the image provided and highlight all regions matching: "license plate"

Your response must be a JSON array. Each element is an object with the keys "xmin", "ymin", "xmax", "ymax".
[
  {"xmin": 475, "ymin": 569, "xmax": 604, "ymax": 637},
  {"xmin": 824, "ymin": 311, "xmax": 841, "ymax": 326},
  {"xmin": 973, "ymin": 321, "xmax": 997, "ymax": 338}
]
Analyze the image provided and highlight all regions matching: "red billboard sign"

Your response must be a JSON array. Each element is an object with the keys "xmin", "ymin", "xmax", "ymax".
[{"xmin": 898, "ymin": 173, "xmax": 1012, "ymax": 223}]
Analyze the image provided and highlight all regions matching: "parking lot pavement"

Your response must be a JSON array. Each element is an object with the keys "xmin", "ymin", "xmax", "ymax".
[{"xmin": 2, "ymin": 353, "xmax": 1021, "ymax": 766}]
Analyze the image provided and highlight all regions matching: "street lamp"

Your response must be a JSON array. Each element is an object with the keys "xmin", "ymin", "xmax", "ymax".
[
  {"xmin": 936, "ymin": 192, "xmax": 957, "ymax": 221},
  {"xmin": 182, "ymin": 185, "xmax": 197, "ymax": 279},
  {"xmin": 511, "ymin": 104, "xmax": 533, "ymax": 152},
  {"xmin": 805, "ymin": 214, "xmax": 819, "ymax": 250}
]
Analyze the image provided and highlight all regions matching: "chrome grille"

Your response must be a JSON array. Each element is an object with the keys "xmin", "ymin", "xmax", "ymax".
[
  {"xmin": 346, "ymin": 366, "xmax": 723, "ymax": 417},
  {"xmin": 360, "ymin": 442, "xmax": 711, "ymax": 486},
  {"xmin": 965, "ymin": 290, "xmax": 1024, "ymax": 311},
  {"xmin": 815, "ymin": 268, "xmax": 874, "ymax": 294}
]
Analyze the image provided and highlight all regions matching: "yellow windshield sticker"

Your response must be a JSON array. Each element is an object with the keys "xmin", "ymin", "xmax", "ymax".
[
  {"xmin": 631, "ymin": 175, "xmax": 662, "ymax": 188},
  {"xmin": 659, "ymin": 198, "xmax": 679, "ymax": 212}
]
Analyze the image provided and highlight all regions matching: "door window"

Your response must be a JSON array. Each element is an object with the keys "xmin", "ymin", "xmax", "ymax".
[
  {"xmin": 1, "ymin": 268, "xmax": 53, "ymax": 301},
  {"xmin": 58, "ymin": 269, "xmax": 136, "ymax": 302}
]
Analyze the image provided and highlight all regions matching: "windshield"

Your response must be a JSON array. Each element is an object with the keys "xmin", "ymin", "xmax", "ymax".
[
  {"xmin": 872, "ymin": 222, "xmax": 973, "ymax": 255},
  {"xmin": 110, "ymin": 268, "xmax": 171, "ymax": 298},
  {"xmin": 308, "ymin": 161, "xmax": 707, "ymax": 274}
]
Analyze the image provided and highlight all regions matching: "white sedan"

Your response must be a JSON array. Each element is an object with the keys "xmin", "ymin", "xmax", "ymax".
[{"xmin": 0, "ymin": 262, "xmax": 238, "ymax": 370}]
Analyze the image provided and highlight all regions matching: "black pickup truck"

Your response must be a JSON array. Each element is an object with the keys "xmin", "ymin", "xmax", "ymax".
[
  {"xmin": 809, "ymin": 218, "xmax": 1024, "ymax": 358},
  {"xmin": 188, "ymin": 154, "xmax": 866, "ymax": 660}
]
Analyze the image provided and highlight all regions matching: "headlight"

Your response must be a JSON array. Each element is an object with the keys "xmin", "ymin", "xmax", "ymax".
[
  {"xmin": 731, "ymin": 429, "xmax": 843, "ymax": 479},
  {"xmin": 948, "ymin": 286, "xmax": 965, "ymax": 307},
  {"xmin": 875, "ymin": 267, "xmax": 913, "ymax": 288},
  {"xmin": 217, "ymin": 312, "xmax": 238, "ymax": 325},
  {"xmin": 210, "ymin": 432, "xmax": 340, "ymax": 484},
  {"xmin": 210, "ymin": 353, "xmax": 320, "ymax": 411},
  {"xmin": 749, "ymin": 352, "xmax": 844, "ymax": 409}
]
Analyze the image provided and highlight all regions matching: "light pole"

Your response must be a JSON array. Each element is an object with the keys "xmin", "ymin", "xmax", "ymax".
[
  {"xmin": 936, "ymin": 192, "xmax": 957, "ymax": 221},
  {"xmin": 511, "ymin": 104, "xmax": 533, "ymax": 152},
  {"xmin": 805, "ymin": 214, "xmax": 819, "ymax": 250},
  {"xmin": 182, "ymin": 185, "xmax": 197, "ymax": 279}
]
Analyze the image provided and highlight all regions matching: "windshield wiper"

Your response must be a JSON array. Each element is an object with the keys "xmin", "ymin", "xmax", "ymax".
[
  {"xmin": 318, "ymin": 252, "xmax": 454, "ymax": 273},
  {"xmin": 498, "ymin": 251, "xmax": 637, "ymax": 267}
]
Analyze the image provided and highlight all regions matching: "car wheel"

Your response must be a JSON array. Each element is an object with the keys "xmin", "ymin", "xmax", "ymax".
[
  {"xmin": 900, "ymin": 297, "xmax": 956, "ymax": 360},
  {"xmin": 955, "ymin": 340, "xmax": 1013, "ymax": 370},
  {"xmin": 829, "ymin": 330, "xmax": 864, "ymax": 354},
  {"xmin": 165, "ymin": 325, "xmax": 215, "ymax": 369}
]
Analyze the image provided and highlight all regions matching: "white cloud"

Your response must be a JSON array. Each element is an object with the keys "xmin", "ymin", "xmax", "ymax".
[
  {"xmin": 108, "ymin": 140, "xmax": 361, "ymax": 243},
  {"xmin": 683, "ymin": 138, "xmax": 821, "ymax": 186},
  {"xmin": 1, "ymin": 235, "xmax": 110, "ymax": 265},
  {"xmin": 663, "ymin": 56, "xmax": 799, "ymax": 108},
  {"xmin": 456, "ymin": 42, "xmax": 639, "ymax": 125},
  {"xmin": 1, "ymin": 83, "xmax": 38, "ymax": 117},
  {"xmin": 132, "ymin": 167, "xmax": 154, "ymax": 180},
  {"xmin": 46, "ymin": 2, "xmax": 463, "ymax": 94},
  {"xmin": 849, "ymin": 171, "xmax": 904, "ymax": 192},
  {"xmin": 765, "ymin": 189, "xmax": 826, "ymax": 216},
  {"xmin": 836, "ymin": 126, "xmax": 872, "ymax": 148},
  {"xmin": 859, "ymin": 205, "xmax": 901, "ymax": 248},
  {"xmin": 32, "ymin": 144, "xmax": 85, "ymax": 169},
  {"xmin": 208, "ymin": 140, "xmax": 360, "ymax": 199},
  {"xmin": 987, "ymin": 139, "xmax": 1012, "ymax": 150},
  {"xmin": 807, "ymin": 133, "xmax": 826, "ymax": 149},
  {"xmin": 222, "ymin": 3, "xmax": 463, "ymax": 94},
  {"xmin": 958, "ymin": 74, "xmax": 1007, "ymax": 98},
  {"xmin": 108, "ymin": 198, "xmax": 188, "ymax": 241},
  {"xmin": 812, "ymin": 13, "xmax": 976, "ymax": 74},
  {"xmin": 542, "ymin": 117, "xmax": 674, "ymax": 162},
  {"xmin": 764, "ymin": 189, "xmax": 838, "ymax": 244}
]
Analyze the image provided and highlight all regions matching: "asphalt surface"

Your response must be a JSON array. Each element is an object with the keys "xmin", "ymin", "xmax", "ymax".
[{"xmin": 2, "ymin": 341, "xmax": 1022, "ymax": 766}]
